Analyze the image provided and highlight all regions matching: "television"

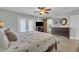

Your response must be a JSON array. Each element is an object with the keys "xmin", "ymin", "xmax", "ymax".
[{"xmin": 36, "ymin": 22, "xmax": 43, "ymax": 26}]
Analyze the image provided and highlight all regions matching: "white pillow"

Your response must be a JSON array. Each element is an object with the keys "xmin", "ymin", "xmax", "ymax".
[{"xmin": 0, "ymin": 29, "xmax": 9, "ymax": 51}]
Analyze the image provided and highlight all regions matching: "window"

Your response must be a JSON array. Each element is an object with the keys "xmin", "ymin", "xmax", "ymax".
[
  {"xmin": 18, "ymin": 17, "xmax": 34, "ymax": 32},
  {"xmin": 19, "ymin": 17, "xmax": 26, "ymax": 32},
  {"xmin": 29, "ymin": 20, "xmax": 33, "ymax": 31}
]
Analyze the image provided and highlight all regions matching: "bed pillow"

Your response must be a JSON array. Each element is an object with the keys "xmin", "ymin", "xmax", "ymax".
[
  {"xmin": 0, "ymin": 29, "xmax": 9, "ymax": 51},
  {"xmin": 5, "ymin": 28, "xmax": 17, "ymax": 41}
]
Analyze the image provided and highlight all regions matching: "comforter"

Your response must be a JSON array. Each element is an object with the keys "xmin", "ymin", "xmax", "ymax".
[{"xmin": 5, "ymin": 31, "xmax": 56, "ymax": 52}]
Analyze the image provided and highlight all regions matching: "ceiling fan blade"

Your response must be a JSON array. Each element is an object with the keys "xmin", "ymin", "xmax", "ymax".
[
  {"xmin": 38, "ymin": 7, "xmax": 40, "ymax": 9},
  {"xmin": 38, "ymin": 7, "xmax": 45, "ymax": 10},
  {"xmin": 34, "ymin": 11, "xmax": 39, "ymax": 12},
  {"xmin": 45, "ymin": 9, "xmax": 51, "ymax": 11},
  {"xmin": 38, "ymin": 7, "xmax": 42, "ymax": 9},
  {"xmin": 34, "ymin": 8, "xmax": 40, "ymax": 12},
  {"xmin": 45, "ymin": 12, "xmax": 49, "ymax": 14}
]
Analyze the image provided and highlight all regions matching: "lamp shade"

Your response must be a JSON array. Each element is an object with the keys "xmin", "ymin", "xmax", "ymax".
[{"xmin": 0, "ymin": 21, "xmax": 4, "ymax": 28}]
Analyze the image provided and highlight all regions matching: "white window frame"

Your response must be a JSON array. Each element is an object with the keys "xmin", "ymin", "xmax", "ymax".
[{"xmin": 18, "ymin": 17, "xmax": 26, "ymax": 32}]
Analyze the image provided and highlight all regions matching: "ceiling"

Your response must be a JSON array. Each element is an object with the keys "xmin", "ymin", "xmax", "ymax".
[{"xmin": 1, "ymin": 7, "xmax": 79, "ymax": 18}]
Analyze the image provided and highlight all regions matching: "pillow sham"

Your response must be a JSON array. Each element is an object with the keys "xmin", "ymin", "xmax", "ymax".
[
  {"xmin": 5, "ymin": 28, "xmax": 17, "ymax": 41},
  {"xmin": 0, "ymin": 29, "xmax": 9, "ymax": 51}
]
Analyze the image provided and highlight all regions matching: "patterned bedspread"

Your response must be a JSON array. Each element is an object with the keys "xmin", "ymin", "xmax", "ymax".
[{"xmin": 5, "ymin": 31, "xmax": 56, "ymax": 52}]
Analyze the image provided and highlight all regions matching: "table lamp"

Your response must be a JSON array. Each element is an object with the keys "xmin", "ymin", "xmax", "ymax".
[{"xmin": 0, "ymin": 21, "xmax": 4, "ymax": 28}]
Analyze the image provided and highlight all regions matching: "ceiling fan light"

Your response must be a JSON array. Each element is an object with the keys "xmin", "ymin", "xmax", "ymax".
[
  {"xmin": 40, "ymin": 10, "xmax": 45, "ymax": 14},
  {"xmin": 35, "ymin": 7, "xmax": 51, "ymax": 15}
]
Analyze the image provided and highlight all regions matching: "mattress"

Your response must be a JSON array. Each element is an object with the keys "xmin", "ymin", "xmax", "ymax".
[{"xmin": 5, "ymin": 31, "xmax": 56, "ymax": 52}]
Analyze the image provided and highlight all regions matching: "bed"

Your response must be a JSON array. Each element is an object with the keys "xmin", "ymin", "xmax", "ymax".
[{"xmin": 3, "ymin": 31, "xmax": 56, "ymax": 52}]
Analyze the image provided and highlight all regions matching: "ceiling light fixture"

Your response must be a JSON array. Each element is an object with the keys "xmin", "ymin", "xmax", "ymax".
[{"xmin": 34, "ymin": 7, "xmax": 51, "ymax": 15}]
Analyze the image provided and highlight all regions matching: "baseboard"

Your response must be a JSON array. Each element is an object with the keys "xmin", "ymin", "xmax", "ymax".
[
  {"xmin": 70, "ymin": 36, "xmax": 79, "ymax": 40},
  {"xmin": 70, "ymin": 36, "xmax": 76, "ymax": 40}
]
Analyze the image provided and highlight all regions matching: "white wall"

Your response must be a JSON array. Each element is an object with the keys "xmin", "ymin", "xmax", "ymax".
[
  {"xmin": 47, "ymin": 15, "xmax": 70, "ymax": 34},
  {"xmin": 0, "ymin": 9, "xmax": 79, "ymax": 40},
  {"xmin": 0, "ymin": 9, "xmax": 39, "ymax": 33},
  {"xmin": 52, "ymin": 15, "xmax": 70, "ymax": 27},
  {"xmin": 47, "ymin": 19, "xmax": 52, "ymax": 33},
  {"xmin": 50, "ymin": 14, "xmax": 79, "ymax": 40},
  {"xmin": 47, "ymin": 15, "xmax": 77, "ymax": 40},
  {"xmin": 70, "ymin": 15, "xmax": 79, "ymax": 40}
]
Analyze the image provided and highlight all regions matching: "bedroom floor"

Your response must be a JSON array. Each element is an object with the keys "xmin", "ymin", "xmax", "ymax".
[{"xmin": 51, "ymin": 35, "xmax": 79, "ymax": 52}]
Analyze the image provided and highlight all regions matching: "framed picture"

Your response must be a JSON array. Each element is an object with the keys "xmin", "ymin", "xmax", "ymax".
[{"xmin": 53, "ymin": 18, "xmax": 60, "ymax": 27}]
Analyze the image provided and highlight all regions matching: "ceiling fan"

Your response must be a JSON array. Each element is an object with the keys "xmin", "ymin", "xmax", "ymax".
[{"xmin": 34, "ymin": 7, "xmax": 51, "ymax": 15}]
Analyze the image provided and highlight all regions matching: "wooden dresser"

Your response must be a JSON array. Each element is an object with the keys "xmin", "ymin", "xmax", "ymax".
[{"xmin": 51, "ymin": 27, "xmax": 69, "ymax": 38}]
